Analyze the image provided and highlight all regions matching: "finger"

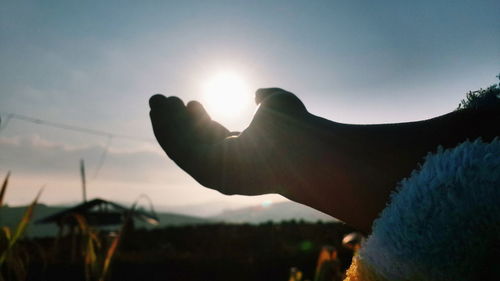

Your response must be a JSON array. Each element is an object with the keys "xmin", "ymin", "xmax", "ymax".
[
  {"xmin": 186, "ymin": 100, "xmax": 211, "ymax": 123},
  {"xmin": 149, "ymin": 95, "xmax": 190, "ymax": 154},
  {"xmin": 149, "ymin": 93, "xmax": 168, "ymax": 110},
  {"xmin": 149, "ymin": 94, "xmax": 171, "ymax": 136},
  {"xmin": 149, "ymin": 95, "xmax": 188, "ymax": 133},
  {"xmin": 187, "ymin": 100, "xmax": 231, "ymax": 143},
  {"xmin": 149, "ymin": 94, "xmax": 186, "ymax": 117}
]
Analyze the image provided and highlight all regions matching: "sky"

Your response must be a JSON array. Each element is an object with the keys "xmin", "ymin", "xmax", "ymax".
[{"xmin": 0, "ymin": 0, "xmax": 499, "ymax": 214}]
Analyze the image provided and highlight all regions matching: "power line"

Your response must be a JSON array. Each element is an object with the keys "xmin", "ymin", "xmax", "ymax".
[
  {"xmin": 93, "ymin": 135, "xmax": 113, "ymax": 180},
  {"xmin": 0, "ymin": 112, "xmax": 158, "ymax": 181},
  {"xmin": 0, "ymin": 112, "xmax": 155, "ymax": 143},
  {"xmin": 0, "ymin": 114, "xmax": 13, "ymax": 133}
]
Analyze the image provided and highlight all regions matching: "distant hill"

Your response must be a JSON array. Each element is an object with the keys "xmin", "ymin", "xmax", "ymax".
[
  {"xmin": 0, "ymin": 201, "xmax": 339, "ymax": 237},
  {"xmin": 0, "ymin": 204, "xmax": 67, "ymax": 238},
  {"xmin": 135, "ymin": 211, "xmax": 215, "ymax": 229},
  {"xmin": 0, "ymin": 204, "xmax": 214, "ymax": 238},
  {"xmin": 158, "ymin": 200, "xmax": 251, "ymax": 217},
  {"xmin": 210, "ymin": 201, "xmax": 338, "ymax": 224}
]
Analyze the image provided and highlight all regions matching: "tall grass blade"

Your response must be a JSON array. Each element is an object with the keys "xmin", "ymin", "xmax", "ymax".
[
  {"xmin": 0, "ymin": 172, "xmax": 10, "ymax": 208},
  {"xmin": 9, "ymin": 188, "xmax": 43, "ymax": 245},
  {"xmin": 74, "ymin": 214, "xmax": 96, "ymax": 281},
  {"xmin": 99, "ymin": 228, "xmax": 122, "ymax": 281},
  {"xmin": 99, "ymin": 199, "xmax": 141, "ymax": 281},
  {"xmin": 74, "ymin": 214, "xmax": 89, "ymax": 233},
  {"xmin": 0, "ymin": 187, "xmax": 43, "ymax": 264},
  {"xmin": 0, "ymin": 227, "xmax": 11, "ymax": 241}
]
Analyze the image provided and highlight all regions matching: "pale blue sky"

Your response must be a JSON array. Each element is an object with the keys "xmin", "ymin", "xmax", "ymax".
[{"xmin": 0, "ymin": 0, "xmax": 499, "ymax": 211}]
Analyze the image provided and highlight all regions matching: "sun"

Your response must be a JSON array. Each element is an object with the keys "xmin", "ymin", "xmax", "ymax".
[{"xmin": 201, "ymin": 72, "xmax": 252, "ymax": 120}]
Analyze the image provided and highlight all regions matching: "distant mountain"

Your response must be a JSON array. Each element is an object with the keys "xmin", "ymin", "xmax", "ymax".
[
  {"xmin": 0, "ymin": 201, "xmax": 339, "ymax": 238},
  {"xmin": 210, "ymin": 201, "xmax": 339, "ymax": 224},
  {"xmin": 158, "ymin": 200, "xmax": 247, "ymax": 217},
  {"xmin": 0, "ymin": 204, "xmax": 214, "ymax": 238},
  {"xmin": 135, "ymin": 211, "xmax": 215, "ymax": 229},
  {"xmin": 0, "ymin": 204, "xmax": 67, "ymax": 238}
]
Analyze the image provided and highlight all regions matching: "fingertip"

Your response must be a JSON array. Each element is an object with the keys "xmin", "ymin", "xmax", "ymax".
[
  {"xmin": 149, "ymin": 95, "xmax": 187, "ymax": 129},
  {"xmin": 186, "ymin": 100, "xmax": 203, "ymax": 110},
  {"xmin": 165, "ymin": 96, "xmax": 185, "ymax": 110},
  {"xmin": 186, "ymin": 100, "xmax": 206, "ymax": 113},
  {"xmin": 149, "ymin": 94, "xmax": 167, "ymax": 109},
  {"xmin": 187, "ymin": 100, "xmax": 211, "ymax": 120},
  {"xmin": 149, "ymin": 94, "xmax": 186, "ymax": 110}
]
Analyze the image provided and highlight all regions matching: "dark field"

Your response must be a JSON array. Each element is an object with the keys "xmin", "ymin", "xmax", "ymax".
[{"xmin": 23, "ymin": 222, "xmax": 357, "ymax": 281}]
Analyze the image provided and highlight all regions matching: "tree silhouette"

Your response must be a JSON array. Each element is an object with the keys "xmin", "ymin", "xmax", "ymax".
[{"xmin": 457, "ymin": 73, "xmax": 500, "ymax": 110}]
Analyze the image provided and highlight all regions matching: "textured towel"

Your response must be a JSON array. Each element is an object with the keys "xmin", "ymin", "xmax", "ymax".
[{"xmin": 345, "ymin": 138, "xmax": 500, "ymax": 281}]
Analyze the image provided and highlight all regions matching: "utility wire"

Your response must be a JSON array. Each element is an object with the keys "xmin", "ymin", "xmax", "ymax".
[
  {"xmin": 0, "ymin": 114, "xmax": 13, "ymax": 133},
  {"xmin": 0, "ymin": 112, "xmax": 155, "ymax": 143},
  {"xmin": 93, "ymin": 135, "xmax": 113, "ymax": 180},
  {"xmin": 0, "ymin": 112, "xmax": 158, "ymax": 181}
]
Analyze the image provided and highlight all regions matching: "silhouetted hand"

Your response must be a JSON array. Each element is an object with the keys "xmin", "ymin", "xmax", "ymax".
[
  {"xmin": 150, "ymin": 87, "xmax": 499, "ymax": 232},
  {"xmin": 149, "ymin": 88, "xmax": 311, "ymax": 196}
]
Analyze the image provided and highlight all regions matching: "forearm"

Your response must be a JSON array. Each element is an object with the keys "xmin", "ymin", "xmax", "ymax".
[
  {"xmin": 200, "ymin": 106, "xmax": 499, "ymax": 232},
  {"xmin": 310, "ymin": 106, "xmax": 499, "ymax": 231}
]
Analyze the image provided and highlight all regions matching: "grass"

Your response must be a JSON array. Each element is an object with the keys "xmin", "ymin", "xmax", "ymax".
[
  {"xmin": 0, "ymin": 172, "xmax": 43, "ymax": 281},
  {"xmin": 0, "ymin": 172, "xmax": 125, "ymax": 281},
  {"xmin": 73, "ymin": 214, "xmax": 122, "ymax": 281}
]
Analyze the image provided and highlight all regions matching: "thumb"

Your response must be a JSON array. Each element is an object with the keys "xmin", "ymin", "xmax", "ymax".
[{"xmin": 254, "ymin": 88, "xmax": 308, "ymax": 116}]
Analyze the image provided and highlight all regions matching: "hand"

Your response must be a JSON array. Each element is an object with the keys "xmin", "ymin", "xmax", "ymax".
[
  {"xmin": 150, "ymin": 87, "xmax": 414, "ymax": 232},
  {"xmin": 149, "ymin": 88, "xmax": 311, "ymax": 196}
]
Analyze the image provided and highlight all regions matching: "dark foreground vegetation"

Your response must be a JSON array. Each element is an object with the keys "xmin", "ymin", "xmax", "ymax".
[{"xmin": 24, "ymin": 222, "xmax": 356, "ymax": 281}]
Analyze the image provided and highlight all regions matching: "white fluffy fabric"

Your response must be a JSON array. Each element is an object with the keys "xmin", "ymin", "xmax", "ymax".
[{"xmin": 359, "ymin": 138, "xmax": 500, "ymax": 281}]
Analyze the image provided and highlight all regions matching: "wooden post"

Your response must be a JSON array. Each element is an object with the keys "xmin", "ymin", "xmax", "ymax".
[{"xmin": 80, "ymin": 159, "xmax": 87, "ymax": 203}]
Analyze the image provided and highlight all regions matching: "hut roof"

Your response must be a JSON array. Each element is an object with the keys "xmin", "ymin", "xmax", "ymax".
[{"xmin": 36, "ymin": 198, "xmax": 159, "ymax": 226}]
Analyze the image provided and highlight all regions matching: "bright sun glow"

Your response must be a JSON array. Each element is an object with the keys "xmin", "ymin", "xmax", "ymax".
[{"xmin": 202, "ymin": 72, "xmax": 252, "ymax": 119}]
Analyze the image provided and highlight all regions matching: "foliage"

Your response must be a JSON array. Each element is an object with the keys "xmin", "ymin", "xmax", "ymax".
[
  {"xmin": 0, "ymin": 171, "xmax": 131, "ymax": 281},
  {"xmin": 73, "ymin": 214, "xmax": 124, "ymax": 281},
  {"xmin": 71, "ymin": 196, "xmax": 152, "ymax": 281},
  {"xmin": 0, "ymin": 172, "xmax": 9, "ymax": 207},
  {"xmin": 457, "ymin": 73, "xmax": 500, "ymax": 110},
  {"xmin": 0, "ymin": 171, "xmax": 152, "ymax": 281},
  {"xmin": 0, "ymin": 172, "xmax": 43, "ymax": 281},
  {"xmin": 14, "ymin": 221, "xmax": 355, "ymax": 281}
]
